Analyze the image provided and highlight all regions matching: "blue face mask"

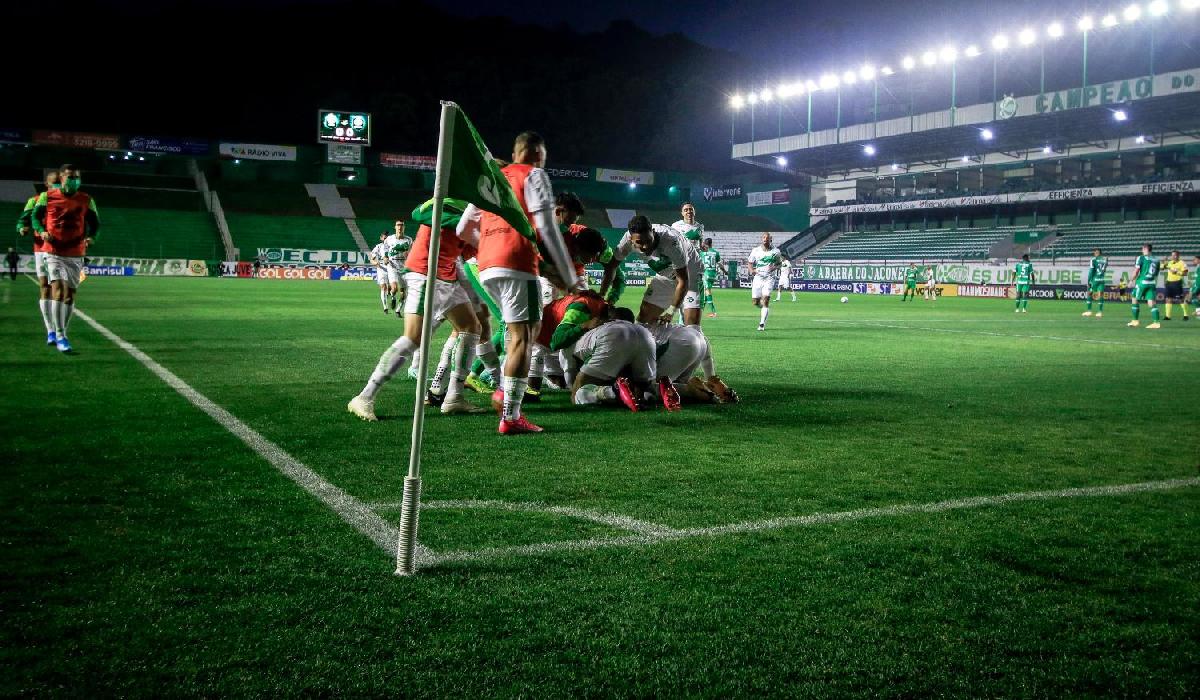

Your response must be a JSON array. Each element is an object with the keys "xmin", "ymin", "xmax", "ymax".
[{"xmin": 63, "ymin": 177, "xmax": 81, "ymax": 194}]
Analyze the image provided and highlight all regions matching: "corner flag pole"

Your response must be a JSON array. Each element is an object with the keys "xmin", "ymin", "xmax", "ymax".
[{"xmin": 396, "ymin": 101, "xmax": 456, "ymax": 576}]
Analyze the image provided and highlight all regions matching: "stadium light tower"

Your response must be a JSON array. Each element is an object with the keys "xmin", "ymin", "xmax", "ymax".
[
  {"xmin": 881, "ymin": 65, "xmax": 895, "ymax": 76},
  {"xmin": 991, "ymin": 33, "xmax": 1010, "ymax": 50},
  {"xmin": 980, "ymin": 128, "xmax": 994, "ymax": 140},
  {"xmin": 730, "ymin": 95, "xmax": 745, "ymax": 110},
  {"xmin": 760, "ymin": 88, "xmax": 774, "ymax": 103},
  {"xmin": 921, "ymin": 50, "xmax": 938, "ymax": 66},
  {"xmin": 1184, "ymin": 0, "xmax": 1199, "ymax": 10},
  {"xmin": 1113, "ymin": 108, "xmax": 1129, "ymax": 121},
  {"xmin": 776, "ymin": 156, "xmax": 788, "ymax": 166},
  {"xmin": 964, "ymin": 45, "xmax": 982, "ymax": 58},
  {"xmin": 990, "ymin": 34, "xmax": 1009, "ymax": 120},
  {"xmin": 1078, "ymin": 17, "xmax": 1095, "ymax": 86},
  {"xmin": 1018, "ymin": 28, "xmax": 1036, "ymax": 45},
  {"xmin": 863, "ymin": 144, "xmax": 877, "ymax": 156},
  {"xmin": 1047, "ymin": 21, "xmax": 1064, "ymax": 38},
  {"xmin": 1101, "ymin": 13, "xmax": 1119, "ymax": 27},
  {"xmin": 902, "ymin": 55, "xmax": 916, "ymax": 70},
  {"xmin": 1124, "ymin": 4, "xmax": 1143, "ymax": 21},
  {"xmin": 1148, "ymin": 0, "xmax": 1168, "ymax": 14}
]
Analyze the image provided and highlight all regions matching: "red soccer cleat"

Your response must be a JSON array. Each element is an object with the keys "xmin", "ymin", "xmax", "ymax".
[
  {"xmin": 491, "ymin": 388, "xmax": 505, "ymax": 415},
  {"xmin": 614, "ymin": 377, "xmax": 640, "ymax": 412},
  {"xmin": 658, "ymin": 378, "xmax": 682, "ymax": 412},
  {"xmin": 498, "ymin": 416, "xmax": 544, "ymax": 435}
]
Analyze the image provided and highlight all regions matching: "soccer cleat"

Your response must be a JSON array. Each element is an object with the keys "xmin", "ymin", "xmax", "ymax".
[
  {"xmin": 614, "ymin": 377, "xmax": 640, "ymax": 412},
  {"xmin": 1146, "ymin": 322, "xmax": 1161, "ymax": 329},
  {"xmin": 708, "ymin": 312, "xmax": 717, "ymax": 318},
  {"xmin": 465, "ymin": 373, "xmax": 494, "ymax": 394},
  {"xmin": 1127, "ymin": 320, "xmax": 1141, "ymax": 327},
  {"xmin": 1164, "ymin": 317, "xmax": 1172, "ymax": 322},
  {"xmin": 705, "ymin": 375, "xmax": 740, "ymax": 404},
  {"xmin": 1184, "ymin": 316, "xmax": 1190, "ymax": 321},
  {"xmin": 346, "ymin": 396, "xmax": 377, "ymax": 422},
  {"xmin": 757, "ymin": 323, "xmax": 765, "ymax": 331},
  {"xmin": 498, "ymin": 416, "xmax": 544, "ymax": 435},
  {"xmin": 46, "ymin": 331, "xmax": 56, "ymax": 345},
  {"xmin": 658, "ymin": 378, "xmax": 682, "ymax": 412},
  {"xmin": 55, "ymin": 336, "xmax": 72, "ymax": 353},
  {"xmin": 523, "ymin": 387, "xmax": 542, "ymax": 403},
  {"xmin": 1095, "ymin": 312, "xmax": 1102, "ymax": 318},
  {"xmin": 441, "ymin": 396, "xmax": 488, "ymax": 414},
  {"xmin": 383, "ymin": 308, "xmax": 390, "ymax": 314},
  {"xmin": 425, "ymin": 389, "xmax": 445, "ymax": 407},
  {"xmin": 1081, "ymin": 311, "xmax": 1093, "ymax": 317}
]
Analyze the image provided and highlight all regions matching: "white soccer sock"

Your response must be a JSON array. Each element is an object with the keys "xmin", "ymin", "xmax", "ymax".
[
  {"xmin": 501, "ymin": 375, "xmax": 528, "ymax": 421},
  {"xmin": 64, "ymin": 302, "xmax": 74, "ymax": 332},
  {"xmin": 51, "ymin": 300, "xmax": 69, "ymax": 336},
  {"xmin": 38, "ymin": 299, "xmax": 54, "ymax": 333},
  {"xmin": 447, "ymin": 332, "xmax": 479, "ymax": 401},
  {"xmin": 791, "ymin": 291, "xmax": 797, "ymax": 301},
  {"xmin": 573, "ymin": 384, "xmax": 615, "ymax": 405},
  {"xmin": 360, "ymin": 336, "xmax": 417, "ymax": 400},
  {"xmin": 476, "ymin": 341, "xmax": 501, "ymax": 373},
  {"xmin": 428, "ymin": 334, "xmax": 457, "ymax": 396},
  {"xmin": 380, "ymin": 288, "xmax": 389, "ymax": 309},
  {"xmin": 759, "ymin": 306, "xmax": 770, "ymax": 326},
  {"xmin": 528, "ymin": 345, "xmax": 546, "ymax": 381}
]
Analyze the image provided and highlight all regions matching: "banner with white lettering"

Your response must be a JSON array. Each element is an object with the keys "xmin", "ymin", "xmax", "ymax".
[
  {"xmin": 219, "ymin": 143, "xmax": 297, "ymax": 161},
  {"xmin": 811, "ymin": 180, "xmax": 1200, "ymax": 216},
  {"xmin": 596, "ymin": 168, "xmax": 655, "ymax": 185},
  {"xmin": 258, "ymin": 247, "xmax": 373, "ymax": 266},
  {"xmin": 701, "ymin": 184, "xmax": 743, "ymax": 201},
  {"xmin": 748, "ymin": 189, "xmax": 790, "ymax": 207}
]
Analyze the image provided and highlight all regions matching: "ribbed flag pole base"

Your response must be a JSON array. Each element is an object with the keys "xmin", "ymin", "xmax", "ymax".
[{"xmin": 394, "ymin": 476, "xmax": 423, "ymax": 576}]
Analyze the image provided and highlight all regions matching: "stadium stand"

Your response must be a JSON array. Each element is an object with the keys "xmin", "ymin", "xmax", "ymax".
[
  {"xmin": 224, "ymin": 213, "xmax": 359, "ymax": 255},
  {"xmin": 807, "ymin": 226, "xmax": 1011, "ymax": 260},
  {"xmin": 94, "ymin": 208, "xmax": 223, "ymax": 259},
  {"xmin": 1036, "ymin": 219, "xmax": 1200, "ymax": 257}
]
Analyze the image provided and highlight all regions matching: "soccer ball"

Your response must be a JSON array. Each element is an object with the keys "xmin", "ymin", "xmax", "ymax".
[{"xmin": 840, "ymin": 296, "xmax": 849, "ymax": 303}]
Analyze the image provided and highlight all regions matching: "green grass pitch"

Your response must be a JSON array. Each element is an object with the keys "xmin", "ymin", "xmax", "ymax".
[{"xmin": 2, "ymin": 277, "xmax": 1198, "ymax": 696}]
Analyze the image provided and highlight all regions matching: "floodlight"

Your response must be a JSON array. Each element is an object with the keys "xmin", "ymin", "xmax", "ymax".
[
  {"xmin": 1135, "ymin": 135, "xmax": 1147, "ymax": 144},
  {"xmin": 1042, "ymin": 146, "xmax": 1052, "ymax": 154},
  {"xmin": 860, "ymin": 65, "xmax": 876, "ymax": 81},
  {"xmin": 964, "ymin": 45, "xmax": 982, "ymax": 58},
  {"xmin": 1183, "ymin": 0, "xmax": 1200, "ymax": 10},
  {"xmin": 1047, "ymin": 21, "xmax": 1065, "ymax": 38},
  {"xmin": 881, "ymin": 66, "xmax": 895, "ymax": 76},
  {"xmin": 921, "ymin": 50, "xmax": 937, "ymax": 66},
  {"xmin": 842, "ymin": 70, "xmax": 858, "ymax": 85},
  {"xmin": 1102, "ymin": 13, "xmax": 1119, "ymax": 27},
  {"xmin": 747, "ymin": 93, "xmax": 759, "ymax": 105},
  {"xmin": 1148, "ymin": 0, "xmax": 1168, "ymax": 14},
  {"xmin": 1123, "ymin": 4, "xmax": 1142, "ymax": 21},
  {"xmin": 776, "ymin": 83, "xmax": 791, "ymax": 98},
  {"xmin": 902, "ymin": 55, "xmax": 916, "ymax": 70},
  {"xmin": 863, "ymin": 144, "xmax": 877, "ymax": 156},
  {"xmin": 1078, "ymin": 16, "xmax": 1095, "ymax": 30},
  {"xmin": 939, "ymin": 46, "xmax": 958, "ymax": 63},
  {"xmin": 730, "ymin": 95, "xmax": 745, "ymax": 109},
  {"xmin": 820, "ymin": 74, "xmax": 840, "ymax": 89},
  {"xmin": 760, "ymin": 88, "xmax": 773, "ymax": 102},
  {"xmin": 776, "ymin": 156, "xmax": 789, "ymax": 166},
  {"xmin": 1113, "ymin": 109, "xmax": 1128, "ymax": 121},
  {"xmin": 961, "ymin": 155, "xmax": 970, "ymax": 163},
  {"xmin": 981, "ymin": 128, "xmax": 994, "ymax": 140},
  {"xmin": 1018, "ymin": 28, "xmax": 1036, "ymax": 45},
  {"xmin": 806, "ymin": 79, "xmax": 819, "ymax": 92},
  {"xmin": 629, "ymin": 182, "xmax": 638, "ymax": 189},
  {"xmin": 992, "ymin": 34, "xmax": 1010, "ymax": 50},
  {"xmin": 891, "ymin": 163, "xmax": 900, "ymax": 171}
]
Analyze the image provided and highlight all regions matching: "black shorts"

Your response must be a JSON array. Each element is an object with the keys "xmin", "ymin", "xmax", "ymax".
[{"xmin": 1165, "ymin": 281, "xmax": 1185, "ymax": 300}]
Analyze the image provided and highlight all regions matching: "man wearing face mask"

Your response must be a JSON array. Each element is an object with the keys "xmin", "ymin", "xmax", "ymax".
[{"xmin": 32, "ymin": 164, "xmax": 99, "ymax": 353}]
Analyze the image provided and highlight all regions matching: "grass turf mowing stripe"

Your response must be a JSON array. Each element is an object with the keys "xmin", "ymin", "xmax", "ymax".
[
  {"xmin": 428, "ymin": 476, "xmax": 1200, "ymax": 567},
  {"xmin": 813, "ymin": 319, "xmax": 1200, "ymax": 351},
  {"xmin": 69, "ymin": 304, "xmax": 433, "ymax": 565}
]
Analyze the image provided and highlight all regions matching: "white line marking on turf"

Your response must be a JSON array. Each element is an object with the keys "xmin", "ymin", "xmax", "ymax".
[
  {"xmin": 427, "ymin": 477, "xmax": 1200, "ymax": 566},
  {"xmin": 813, "ymin": 319, "xmax": 1200, "ymax": 351},
  {"xmin": 71, "ymin": 307, "xmax": 429, "ymax": 565},
  {"xmin": 372, "ymin": 499, "xmax": 681, "ymax": 536}
]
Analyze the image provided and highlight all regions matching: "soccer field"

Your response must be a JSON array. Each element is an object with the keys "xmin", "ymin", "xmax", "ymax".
[{"xmin": 3, "ymin": 276, "xmax": 1198, "ymax": 696}]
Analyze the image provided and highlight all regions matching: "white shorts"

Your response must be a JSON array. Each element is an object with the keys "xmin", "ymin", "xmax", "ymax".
[
  {"xmin": 386, "ymin": 266, "xmax": 405, "ymax": 287},
  {"xmin": 752, "ymin": 275, "xmax": 777, "ymax": 299},
  {"xmin": 404, "ymin": 273, "xmax": 471, "ymax": 319},
  {"xmin": 375, "ymin": 267, "xmax": 388, "ymax": 286},
  {"xmin": 45, "ymin": 254, "xmax": 83, "ymax": 289},
  {"xmin": 576, "ymin": 321, "xmax": 656, "ymax": 383},
  {"xmin": 656, "ymin": 325, "xmax": 708, "ymax": 383},
  {"xmin": 34, "ymin": 251, "xmax": 50, "ymax": 279},
  {"xmin": 482, "ymin": 276, "xmax": 543, "ymax": 324},
  {"xmin": 643, "ymin": 274, "xmax": 702, "ymax": 311}
]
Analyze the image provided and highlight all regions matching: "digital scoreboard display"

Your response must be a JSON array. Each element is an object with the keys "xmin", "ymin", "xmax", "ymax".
[{"xmin": 318, "ymin": 110, "xmax": 371, "ymax": 146}]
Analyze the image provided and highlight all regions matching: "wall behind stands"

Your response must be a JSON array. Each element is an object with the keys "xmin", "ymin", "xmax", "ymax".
[{"xmin": 692, "ymin": 181, "xmax": 810, "ymax": 231}]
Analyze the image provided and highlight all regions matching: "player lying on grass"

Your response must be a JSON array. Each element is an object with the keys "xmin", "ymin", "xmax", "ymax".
[
  {"xmin": 348, "ymin": 199, "xmax": 488, "ymax": 421},
  {"xmin": 529, "ymin": 288, "xmax": 610, "ymax": 397},
  {"xmin": 1127, "ymin": 243, "xmax": 1162, "ymax": 329},
  {"xmin": 600, "ymin": 215, "xmax": 703, "ymax": 327},
  {"xmin": 645, "ymin": 322, "xmax": 739, "ymax": 404},
  {"xmin": 1082, "ymin": 248, "xmax": 1108, "ymax": 317},
  {"xmin": 567, "ymin": 307, "xmax": 679, "ymax": 412}
]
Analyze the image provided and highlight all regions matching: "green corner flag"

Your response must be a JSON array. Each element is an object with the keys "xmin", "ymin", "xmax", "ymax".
[{"xmin": 442, "ymin": 104, "xmax": 536, "ymax": 242}]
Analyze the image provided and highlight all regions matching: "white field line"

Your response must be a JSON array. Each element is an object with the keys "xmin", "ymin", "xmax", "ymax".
[
  {"xmin": 71, "ymin": 307, "xmax": 430, "ymax": 565},
  {"xmin": 373, "ymin": 499, "xmax": 681, "ymax": 536},
  {"xmin": 427, "ymin": 477, "xmax": 1200, "ymax": 566},
  {"xmin": 812, "ymin": 319, "xmax": 1200, "ymax": 351}
]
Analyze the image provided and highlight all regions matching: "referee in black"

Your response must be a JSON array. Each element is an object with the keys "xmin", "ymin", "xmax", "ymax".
[{"xmin": 5, "ymin": 247, "xmax": 18, "ymax": 280}]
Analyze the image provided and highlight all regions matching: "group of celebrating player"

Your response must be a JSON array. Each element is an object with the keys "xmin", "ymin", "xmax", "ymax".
[
  {"xmin": 346, "ymin": 131, "xmax": 740, "ymax": 435},
  {"xmin": 15, "ymin": 164, "xmax": 99, "ymax": 353}
]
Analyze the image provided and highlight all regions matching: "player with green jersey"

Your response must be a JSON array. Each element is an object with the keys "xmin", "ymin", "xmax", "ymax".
[
  {"xmin": 1082, "ymin": 248, "xmax": 1108, "ymax": 317},
  {"xmin": 1127, "ymin": 243, "xmax": 1162, "ymax": 329},
  {"xmin": 699, "ymin": 238, "xmax": 722, "ymax": 317},
  {"xmin": 1012, "ymin": 255, "xmax": 1035, "ymax": 312},
  {"xmin": 902, "ymin": 263, "xmax": 920, "ymax": 301},
  {"xmin": 1189, "ymin": 255, "xmax": 1200, "ymax": 312}
]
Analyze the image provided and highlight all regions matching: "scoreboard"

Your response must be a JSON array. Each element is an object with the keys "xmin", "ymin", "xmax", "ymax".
[{"xmin": 318, "ymin": 109, "xmax": 371, "ymax": 146}]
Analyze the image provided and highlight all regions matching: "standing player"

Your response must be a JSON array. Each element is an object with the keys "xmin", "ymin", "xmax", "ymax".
[
  {"xmin": 369, "ymin": 232, "xmax": 393, "ymax": 313},
  {"xmin": 1163, "ymin": 250, "xmax": 1188, "ymax": 321},
  {"xmin": 1082, "ymin": 248, "xmax": 1108, "ymax": 317},
  {"xmin": 1188, "ymin": 255, "xmax": 1200, "ymax": 318},
  {"xmin": 699, "ymin": 238, "xmax": 722, "ymax": 317},
  {"xmin": 457, "ymin": 131, "xmax": 578, "ymax": 435},
  {"xmin": 775, "ymin": 258, "xmax": 795, "ymax": 302},
  {"xmin": 600, "ymin": 215, "xmax": 703, "ymax": 326},
  {"xmin": 923, "ymin": 265, "xmax": 938, "ymax": 301},
  {"xmin": 18, "ymin": 171, "xmax": 60, "ymax": 343},
  {"xmin": 383, "ymin": 220, "xmax": 411, "ymax": 316},
  {"xmin": 747, "ymin": 233, "xmax": 782, "ymax": 331},
  {"xmin": 671, "ymin": 202, "xmax": 703, "ymax": 243},
  {"xmin": 1127, "ymin": 243, "xmax": 1162, "ymax": 329},
  {"xmin": 901, "ymin": 262, "xmax": 920, "ymax": 301},
  {"xmin": 30, "ymin": 165, "xmax": 98, "ymax": 353},
  {"xmin": 1012, "ymin": 255, "xmax": 1035, "ymax": 313},
  {"xmin": 347, "ymin": 205, "xmax": 486, "ymax": 420}
]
